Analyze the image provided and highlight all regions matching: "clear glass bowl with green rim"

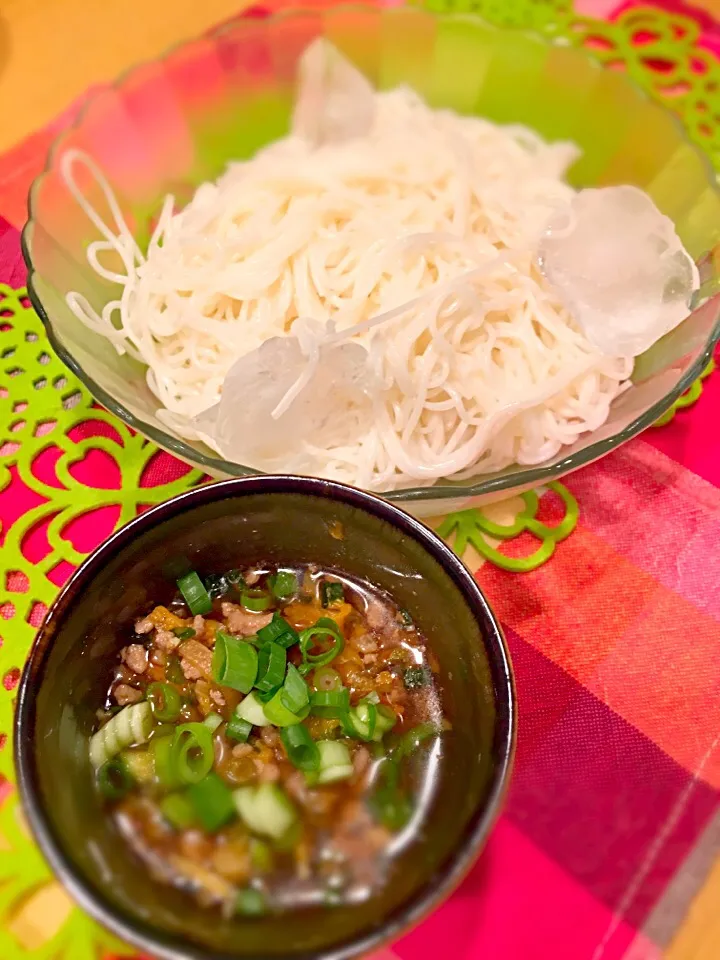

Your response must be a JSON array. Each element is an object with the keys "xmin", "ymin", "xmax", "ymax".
[{"xmin": 22, "ymin": 3, "xmax": 720, "ymax": 516}]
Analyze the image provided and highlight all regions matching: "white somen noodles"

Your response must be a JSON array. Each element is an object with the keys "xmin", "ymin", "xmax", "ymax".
[{"xmin": 62, "ymin": 74, "xmax": 640, "ymax": 491}]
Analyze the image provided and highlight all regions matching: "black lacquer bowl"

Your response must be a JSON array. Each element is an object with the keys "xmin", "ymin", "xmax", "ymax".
[{"xmin": 15, "ymin": 476, "xmax": 515, "ymax": 960}]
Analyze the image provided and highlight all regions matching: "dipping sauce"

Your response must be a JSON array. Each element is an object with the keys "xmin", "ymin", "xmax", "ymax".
[{"xmin": 90, "ymin": 564, "xmax": 445, "ymax": 916}]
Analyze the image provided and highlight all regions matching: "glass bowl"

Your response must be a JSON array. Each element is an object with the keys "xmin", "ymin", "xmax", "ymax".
[{"xmin": 22, "ymin": 2, "xmax": 720, "ymax": 516}]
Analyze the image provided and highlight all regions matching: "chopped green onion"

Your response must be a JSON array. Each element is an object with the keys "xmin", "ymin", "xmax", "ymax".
[
  {"xmin": 146, "ymin": 682, "xmax": 182, "ymax": 722},
  {"xmin": 257, "ymin": 613, "xmax": 299, "ymax": 649},
  {"xmin": 299, "ymin": 618, "xmax": 344, "ymax": 670},
  {"xmin": 236, "ymin": 888, "xmax": 267, "ymax": 916},
  {"xmin": 121, "ymin": 748, "xmax": 154, "ymax": 783},
  {"xmin": 313, "ymin": 667, "xmax": 342, "ymax": 692},
  {"xmin": 403, "ymin": 665, "xmax": 432, "ymax": 690},
  {"xmin": 249, "ymin": 838, "xmax": 273, "ymax": 872},
  {"xmin": 256, "ymin": 685, "xmax": 281, "ymax": 704},
  {"xmin": 280, "ymin": 724, "xmax": 320, "ymax": 772},
  {"xmin": 268, "ymin": 570, "xmax": 299, "ymax": 601},
  {"xmin": 204, "ymin": 573, "xmax": 229, "ymax": 599},
  {"xmin": 166, "ymin": 657, "xmax": 185, "ymax": 685},
  {"xmin": 97, "ymin": 759, "xmax": 134, "ymax": 800},
  {"xmin": 203, "ymin": 712, "xmax": 223, "ymax": 732},
  {"xmin": 226, "ymin": 715, "xmax": 253, "ymax": 743},
  {"xmin": 391, "ymin": 721, "xmax": 439, "ymax": 762},
  {"xmin": 255, "ymin": 642, "xmax": 287, "ymax": 693},
  {"xmin": 160, "ymin": 793, "xmax": 197, "ymax": 830},
  {"xmin": 310, "ymin": 688, "xmax": 350, "ymax": 719},
  {"xmin": 152, "ymin": 733, "xmax": 178, "ymax": 788},
  {"xmin": 173, "ymin": 626, "xmax": 196, "ymax": 640},
  {"xmin": 320, "ymin": 581, "xmax": 345, "ymax": 608},
  {"xmin": 280, "ymin": 664, "xmax": 309, "ymax": 715},
  {"xmin": 367, "ymin": 781, "xmax": 413, "ymax": 831},
  {"xmin": 315, "ymin": 740, "xmax": 353, "ymax": 784},
  {"xmin": 233, "ymin": 782, "xmax": 297, "ymax": 840},
  {"xmin": 212, "ymin": 630, "xmax": 258, "ymax": 693},
  {"xmin": 236, "ymin": 693, "xmax": 271, "ymax": 727},
  {"xmin": 373, "ymin": 705, "xmax": 398, "ymax": 741},
  {"xmin": 171, "ymin": 722, "xmax": 214, "ymax": 785},
  {"xmin": 177, "ymin": 571, "xmax": 212, "ymax": 616},
  {"xmin": 187, "ymin": 772, "xmax": 236, "ymax": 832},
  {"xmin": 241, "ymin": 588, "xmax": 272, "ymax": 612},
  {"xmin": 344, "ymin": 700, "xmax": 377, "ymax": 741},
  {"xmin": 263, "ymin": 688, "xmax": 308, "ymax": 727},
  {"xmin": 399, "ymin": 608, "xmax": 413, "ymax": 625}
]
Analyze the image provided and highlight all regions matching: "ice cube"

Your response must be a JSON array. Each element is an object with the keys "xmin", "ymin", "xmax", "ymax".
[
  {"xmin": 292, "ymin": 38, "xmax": 376, "ymax": 146},
  {"xmin": 196, "ymin": 335, "xmax": 373, "ymax": 471},
  {"xmin": 538, "ymin": 185, "xmax": 699, "ymax": 357}
]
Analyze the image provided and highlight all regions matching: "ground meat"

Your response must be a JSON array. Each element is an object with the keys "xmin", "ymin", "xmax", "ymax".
[
  {"xmin": 220, "ymin": 602, "xmax": 273, "ymax": 636},
  {"xmin": 134, "ymin": 617, "xmax": 154, "ymax": 635},
  {"xmin": 178, "ymin": 639, "xmax": 213, "ymax": 679},
  {"xmin": 181, "ymin": 660, "xmax": 203, "ymax": 681},
  {"xmin": 114, "ymin": 683, "xmax": 143, "ymax": 705},
  {"xmin": 353, "ymin": 746, "xmax": 370, "ymax": 778},
  {"xmin": 154, "ymin": 629, "xmax": 180, "ymax": 652},
  {"xmin": 149, "ymin": 648, "xmax": 167, "ymax": 667},
  {"xmin": 192, "ymin": 615, "xmax": 206, "ymax": 640},
  {"xmin": 232, "ymin": 743, "xmax": 254, "ymax": 759},
  {"xmin": 244, "ymin": 569, "xmax": 261, "ymax": 586},
  {"xmin": 354, "ymin": 634, "xmax": 378, "ymax": 654},
  {"xmin": 255, "ymin": 760, "xmax": 280, "ymax": 782},
  {"xmin": 364, "ymin": 598, "xmax": 401, "ymax": 644},
  {"xmin": 121, "ymin": 644, "xmax": 148, "ymax": 675},
  {"xmin": 209, "ymin": 688, "xmax": 226, "ymax": 709},
  {"xmin": 362, "ymin": 654, "xmax": 377, "ymax": 666},
  {"xmin": 260, "ymin": 727, "xmax": 281, "ymax": 749}
]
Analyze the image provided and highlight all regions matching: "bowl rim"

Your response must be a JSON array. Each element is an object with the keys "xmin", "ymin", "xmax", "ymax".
[
  {"xmin": 14, "ymin": 474, "xmax": 516, "ymax": 960},
  {"xmin": 20, "ymin": 2, "xmax": 720, "ymax": 503}
]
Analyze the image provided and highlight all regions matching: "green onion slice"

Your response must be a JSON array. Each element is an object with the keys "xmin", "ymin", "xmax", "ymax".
[
  {"xmin": 255, "ymin": 642, "xmax": 287, "ymax": 694},
  {"xmin": 171, "ymin": 722, "xmax": 214, "ymax": 785},
  {"xmin": 146, "ymin": 682, "xmax": 182, "ymax": 722},
  {"xmin": 315, "ymin": 740, "xmax": 353, "ymax": 784},
  {"xmin": 280, "ymin": 664, "xmax": 309, "ymax": 715},
  {"xmin": 236, "ymin": 888, "xmax": 267, "ymax": 916},
  {"xmin": 257, "ymin": 613, "xmax": 299, "ymax": 649},
  {"xmin": 187, "ymin": 772, "xmax": 237, "ymax": 832},
  {"xmin": 263, "ymin": 688, "xmax": 308, "ymax": 727},
  {"xmin": 312, "ymin": 667, "xmax": 342, "ymax": 692},
  {"xmin": 343, "ymin": 700, "xmax": 377, "ymax": 742},
  {"xmin": 226, "ymin": 715, "xmax": 253, "ymax": 743},
  {"xmin": 299, "ymin": 618, "xmax": 344, "ymax": 669},
  {"xmin": 203, "ymin": 712, "xmax": 223, "ymax": 732},
  {"xmin": 280, "ymin": 724, "xmax": 320, "ymax": 772},
  {"xmin": 268, "ymin": 570, "xmax": 299, "ymax": 601},
  {"xmin": 173, "ymin": 626, "xmax": 196, "ymax": 640},
  {"xmin": 236, "ymin": 693, "xmax": 271, "ymax": 727},
  {"xmin": 212, "ymin": 630, "xmax": 258, "ymax": 693},
  {"xmin": 97, "ymin": 759, "xmax": 134, "ymax": 800},
  {"xmin": 310, "ymin": 688, "xmax": 350, "ymax": 719},
  {"xmin": 177, "ymin": 571, "xmax": 213, "ymax": 616},
  {"xmin": 160, "ymin": 793, "xmax": 197, "ymax": 830},
  {"xmin": 241, "ymin": 588, "xmax": 272, "ymax": 612},
  {"xmin": 391, "ymin": 721, "xmax": 438, "ymax": 762},
  {"xmin": 233, "ymin": 782, "xmax": 297, "ymax": 840},
  {"xmin": 151, "ymin": 733, "xmax": 178, "ymax": 788},
  {"xmin": 320, "ymin": 581, "xmax": 345, "ymax": 608},
  {"xmin": 368, "ymin": 781, "xmax": 413, "ymax": 831}
]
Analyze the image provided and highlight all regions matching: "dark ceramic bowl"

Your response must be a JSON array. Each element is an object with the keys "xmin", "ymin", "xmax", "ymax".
[{"xmin": 15, "ymin": 476, "xmax": 515, "ymax": 960}]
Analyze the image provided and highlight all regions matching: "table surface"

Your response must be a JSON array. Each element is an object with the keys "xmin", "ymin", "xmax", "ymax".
[{"xmin": 1, "ymin": 0, "xmax": 720, "ymax": 958}]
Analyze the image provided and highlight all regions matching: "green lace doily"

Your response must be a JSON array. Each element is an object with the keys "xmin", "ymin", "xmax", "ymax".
[
  {"xmin": 1, "ymin": 0, "xmax": 719, "ymax": 955},
  {"xmin": 418, "ymin": 1, "xmax": 720, "ymax": 168}
]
